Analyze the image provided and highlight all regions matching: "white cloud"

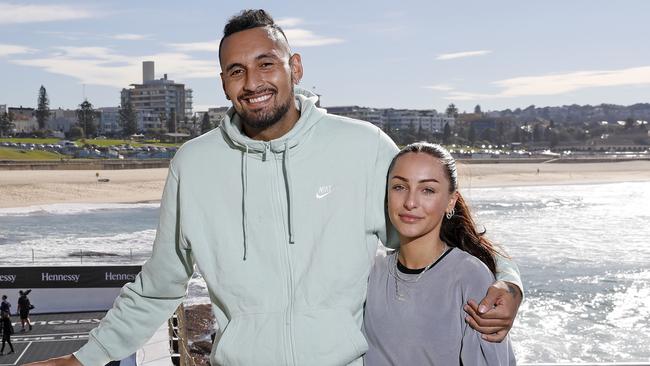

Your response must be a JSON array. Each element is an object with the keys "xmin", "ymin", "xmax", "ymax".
[
  {"xmin": 11, "ymin": 46, "xmax": 218, "ymax": 89},
  {"xmin": 112, "ymin": 34, "xmax": 151, "ymax": 41},
  {"xmin": 444, "ymin": 65, "xmax": 650, "ymax": 101},
  {"xmin": 169, "ymin": 40, "xmax": 219, "ymax": 53},
  {"xmin": 276, "ymin": 18, "xmax": 303, "ymax": 27},
  {"xmin": 168, "ymin": 21, "xmax": 344, "ymax": 52},
  {"xmin": 284, "ymin": 29, "xmax": 343, "ymax": 47},
  {"xmin": 495, "ymin": 66, "xmax": 650, "ymax": 97},
  {"xmin": 423, "ymin": 84, "xmax": 454, "ymax": 91},
  {"xmin": 0, "ymin": 3, "xmax": 96, "ymax": 24},
  {"xmin": 436, "ymin": 50, "xmax": 492, "ymax": 61},
  {"xmin": 0, "ymin": 43, "xmax": 34, "ymax": 57},
  {"xmin": 444, "ymin": 91, "xmax": 494, "ymax": 101}
]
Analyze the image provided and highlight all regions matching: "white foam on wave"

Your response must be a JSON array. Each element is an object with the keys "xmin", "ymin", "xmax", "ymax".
[
  {"xmin": 0, "ymin": 202, "xmax": 160, "ymax": 216},
  {"xmin": 185, "ymin": 271, "xmax": 210, "ymax": 306},
  {"xmin": 605, "ymin": 270, "xmax": 650, "ymax": 329},
  {"xmin": 0, "ymin": 229, "xmax": 157, "ymax": 265}
]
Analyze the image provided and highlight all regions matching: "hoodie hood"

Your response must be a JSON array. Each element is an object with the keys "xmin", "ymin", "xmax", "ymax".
[
  {"xmin": 218, "ymin": 87, "xmax": 324, "ymax": 259},
  {"xmin": 219, "ymin": 86, "xmax": 324, "ymax": 155}
]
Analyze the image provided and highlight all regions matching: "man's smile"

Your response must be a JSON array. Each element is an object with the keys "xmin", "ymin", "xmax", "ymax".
[{"xmin": 240, "ymin": 91, "xmax": 275, "ymax": 109}]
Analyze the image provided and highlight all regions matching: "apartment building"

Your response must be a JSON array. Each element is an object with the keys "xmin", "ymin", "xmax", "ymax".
[
  {"xmin": 326, "ymin": 106, "xmax": 454, "ymax": 133},
  {"xmin": 121, "ymin": 61, "xmax": 192, "ymax": 131}
]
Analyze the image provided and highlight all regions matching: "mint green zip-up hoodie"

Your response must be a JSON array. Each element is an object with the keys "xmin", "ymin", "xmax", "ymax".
[{"xmin": 74, "ymin": 88, "xmax": 522, "ymax": 366}]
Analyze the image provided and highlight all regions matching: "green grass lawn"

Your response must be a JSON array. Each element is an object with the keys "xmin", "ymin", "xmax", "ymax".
[
  {"xmin": 0, "ymin": 147, "xmax": 66, "ymax": 160},
  {"xmin": 82, "ymin": 139, "xmax": 182, "ymax": 147},
  {"xmin": 0, "ymin": 137, "xmax": 61, "ymax": 144},
  {"xmin": 0, "ymin": 137, "xmax": 183, "ymax": 148}
]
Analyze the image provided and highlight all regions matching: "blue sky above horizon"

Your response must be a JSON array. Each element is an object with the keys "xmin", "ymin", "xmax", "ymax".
[{"xmin": 1, "ymin": 0, "xmax": 650, "ymax": 113}]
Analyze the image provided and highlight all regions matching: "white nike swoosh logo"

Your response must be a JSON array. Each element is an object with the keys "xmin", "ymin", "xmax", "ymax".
[{"xmin": 316, "ymin": 191, "xmax": 331, "ymax": 199}]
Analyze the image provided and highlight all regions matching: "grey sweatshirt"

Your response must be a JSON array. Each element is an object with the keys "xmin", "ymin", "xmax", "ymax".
[{"xmin": 364, "ymin": 248, "xmax": 516, "ymax": 365}]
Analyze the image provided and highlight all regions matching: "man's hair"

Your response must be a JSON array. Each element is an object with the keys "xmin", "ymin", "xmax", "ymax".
[{"xmin": 218, "ymin": 9, "xmax": 289, "ymax": 59}]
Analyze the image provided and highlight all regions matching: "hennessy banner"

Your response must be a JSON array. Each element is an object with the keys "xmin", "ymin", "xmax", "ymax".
[{"xmin": 0, "ymin": 266, "xmax": 142, "ymax": 288}]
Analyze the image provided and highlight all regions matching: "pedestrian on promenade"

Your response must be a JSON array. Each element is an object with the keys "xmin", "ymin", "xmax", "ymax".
[
  {"xmin": 17, "ymin": 290, "xmax": 32, "ymax": 331},
  {"xmin": 26, "ymin": 9, "xmax": 522, "ymax": 366},
  {"xmin": 0, "ymin": 296, "xmax": 10, "ymax": 317},
  {"xmin": 0, "ymin": 312, "xmax": 14, "ymax": 355}
]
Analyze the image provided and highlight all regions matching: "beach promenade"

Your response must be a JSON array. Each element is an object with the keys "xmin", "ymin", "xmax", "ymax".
[{"xmin": 1, "ymin": 160, "xmax": 650, "ymax": 208}]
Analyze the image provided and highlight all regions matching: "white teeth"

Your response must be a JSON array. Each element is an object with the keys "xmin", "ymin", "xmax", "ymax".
[{"xmin": 248, "ymin": 94, "xmax": 271, "ymax": 103}]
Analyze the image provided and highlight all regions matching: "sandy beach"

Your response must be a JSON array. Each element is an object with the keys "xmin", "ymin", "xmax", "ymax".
[
  {"xmin": 1, "ymin": 160, "xmax": 650, "ymax": 208},
  {"xmin": 0, "ymin": 168, "xmax": 169, "ymax": 208}
]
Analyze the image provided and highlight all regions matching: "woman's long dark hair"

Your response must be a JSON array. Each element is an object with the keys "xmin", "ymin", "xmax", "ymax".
[{"xmin": 388, "ymin": 142, "xmax": 502, "ymax": 274}]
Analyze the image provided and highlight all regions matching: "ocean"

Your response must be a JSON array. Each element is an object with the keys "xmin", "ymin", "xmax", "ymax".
[{"xmin": 1, "ymin": 181, "xmax": 649, "ymax": 363}]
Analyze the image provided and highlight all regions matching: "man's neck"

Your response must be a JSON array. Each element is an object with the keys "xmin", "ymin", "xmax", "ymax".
[{"xmin": 244, "ymin": 106, "xmax": 301, "ymax": 141}]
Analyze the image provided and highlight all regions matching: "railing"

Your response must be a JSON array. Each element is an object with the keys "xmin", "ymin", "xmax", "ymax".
[
  {"xmin": 520, "ymin": 363, "xmax": 650, "ymax": 366},
  {"xmin": 169, "ymin": 304, "xmax": 202, "ymax": 366},
  {"xmin": 0, "ymin": 248, "xmax": 150, "ymax": 266}
]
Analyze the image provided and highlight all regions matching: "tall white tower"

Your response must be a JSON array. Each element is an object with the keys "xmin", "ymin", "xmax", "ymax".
[{"xmin": 143, "ymin": 61, "xmax": 155, "ymax": 83}]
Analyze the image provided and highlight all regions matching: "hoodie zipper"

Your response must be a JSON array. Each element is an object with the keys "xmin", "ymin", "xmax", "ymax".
[
  {"xmin": 273, "ymin": 154, "xmax": 297, "ymax": 366},
  {"xmin": 284, "ymin": 229, "xmax": 297, "ymax": 366}
]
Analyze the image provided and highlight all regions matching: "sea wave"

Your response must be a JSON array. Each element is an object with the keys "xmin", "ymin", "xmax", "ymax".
[{"xmin": 0, "ymin": 202, "xmax": 160, "ymax": 217}]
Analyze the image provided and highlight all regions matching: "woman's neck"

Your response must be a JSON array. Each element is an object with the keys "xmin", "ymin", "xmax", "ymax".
[{"xmin": 398, "ymin": 233, "xmax": 447, "ymax": 269}]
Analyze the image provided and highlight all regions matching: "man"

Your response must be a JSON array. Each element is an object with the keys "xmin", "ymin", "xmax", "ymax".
[
  {"xmin": 28, "ymin": 9, "xmax": 522, "ymax": 366},
  {"xmin": 17, "ymin": 290, "xmax": 32, "ymax": 331}
]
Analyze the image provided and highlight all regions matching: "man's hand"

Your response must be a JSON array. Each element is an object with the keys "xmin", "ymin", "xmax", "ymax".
[
  {"xmin": 22, "ymin": 354, "xmax": 82, "ymax": 366},
  {"xmin": 463, "ymin": 280, "xmax": 522, "ymax": 342}
]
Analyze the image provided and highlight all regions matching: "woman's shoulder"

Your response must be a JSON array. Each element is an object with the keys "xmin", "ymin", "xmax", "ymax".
[{"xmin": 448, "ymin": 248, "xmax": 495, "ymax": 282}]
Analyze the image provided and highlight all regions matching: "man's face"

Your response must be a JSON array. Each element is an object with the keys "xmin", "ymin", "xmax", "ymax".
[{"xmin": 220, "ymin": 27, "xmax": 303, "ymax": 130}]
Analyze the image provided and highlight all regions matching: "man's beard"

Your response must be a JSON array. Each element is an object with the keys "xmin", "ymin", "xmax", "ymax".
[{"xmin": 238, "ymin": 93, "xmax": 292, "ymax": 130}]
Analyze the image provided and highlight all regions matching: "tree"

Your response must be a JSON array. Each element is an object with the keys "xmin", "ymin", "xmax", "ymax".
[
  {"xmin": 76, "ymin": 100, "xmax": 97, "ymax": 138},
  {"xmin": 512, "ymin": 125, "xmax": 522, "ymax": 142},
  {"xmin": 200, "ymin": 113, "xmax": 212, "ymax": 134},
  {"xmin": 190, "ymin": 115, "xmax": 198, "ymax": 136},
  {"xmin": 35, "ymin": 85, "xmax": 50, "ymax": 130},
  {"xmin": 533, "ymin": 123, "xmax": 544, "ymax": 142},
  {"xmin": 625, "ymin": 117, "xmax": 635, "ymax": 129},
  {"xmin": 548, "ymin": 129, "xmax": 559, "ymax": 148},
  {"xmin": 496, "ymin": 121, "xmax": 506, "ymax": 145},
  {"xmin": 119, "ymin": 102, "xmax": 138, "ymax": 137},
  {"xmin": 0, "ymin": 113, "xmax": 15, "ymax": 137},
  {"xmin": 442, "ymin": 122, "xmax": 451, "ymax": 144},
  {"xmin": 468, "ymin": 124, "xmax": 476, "ymax": 145},
  {"xmin": 68, "ymin": 125, "xmax": 84, "ymax": 139},
  {"xmin": 481, "ymin": 128, "xmax": 495, "ymax": 143},
  {"xmin": 445, "ymin": 103, "xmax": 459, "ymax": 118},
  {"xmin": 474, "ymin": 104, "xmax": 482, "ymax": 114}
]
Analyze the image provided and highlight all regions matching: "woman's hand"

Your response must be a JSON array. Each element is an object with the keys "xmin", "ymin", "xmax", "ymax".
[{"xmin": 463, "ymin": 280, "xmax": 522, "ymax": 342}]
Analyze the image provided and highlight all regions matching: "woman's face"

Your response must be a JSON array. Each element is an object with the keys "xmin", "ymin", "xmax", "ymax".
[{"xmin": 388, "ymin": 152, "xmax": 457, "ymax": 243}]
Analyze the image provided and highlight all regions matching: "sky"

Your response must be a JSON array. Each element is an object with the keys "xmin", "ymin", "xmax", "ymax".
[{"xmin": 1, "ymin": 0, "xmax": 650, "ymax": 113}]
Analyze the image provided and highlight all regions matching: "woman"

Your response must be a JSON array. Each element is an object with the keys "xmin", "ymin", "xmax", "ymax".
[{"xmin": 363, "ymin": 142, "xmax": 515, "ymax": 365}]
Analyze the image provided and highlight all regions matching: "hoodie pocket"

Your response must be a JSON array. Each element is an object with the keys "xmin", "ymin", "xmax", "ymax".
[
  {"xmin": 212, "ymin": 313, "xmax": 286, "ymax": 366},
  {"xmin": 293, "ymin": 308, "xmax": 368, "ymax": 366}
]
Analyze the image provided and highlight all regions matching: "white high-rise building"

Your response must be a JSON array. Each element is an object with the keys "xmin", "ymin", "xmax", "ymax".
[{"xmin": 121, "ymin": 61, "xmax": 192, "ymax": 131}]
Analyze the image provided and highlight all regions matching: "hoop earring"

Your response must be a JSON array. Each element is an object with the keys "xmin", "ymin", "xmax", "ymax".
[{"xmin": 445, "ymin": 208, "xmax": 455, "ymax": 220}]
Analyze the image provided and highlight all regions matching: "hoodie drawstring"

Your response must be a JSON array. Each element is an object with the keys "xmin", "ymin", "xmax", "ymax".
[
  {"xmin": 241, "ymin": 142, "xmax": 296, "ymax": 260},
  {"xmin": 242, "ymin": 145, "xmax": 249, "ymax": 260},
  {"xmin": 284, "ymin": 142, "xmax": 296, "ymax": 244}
]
